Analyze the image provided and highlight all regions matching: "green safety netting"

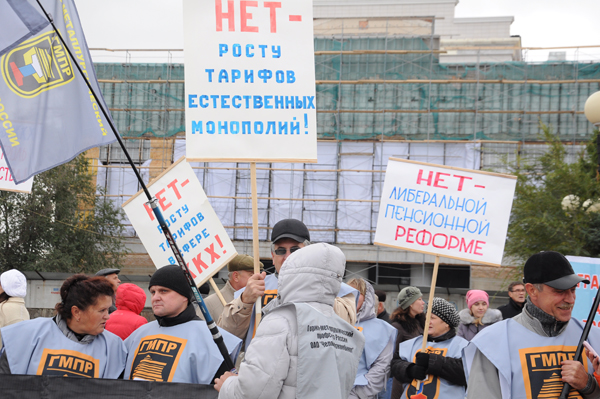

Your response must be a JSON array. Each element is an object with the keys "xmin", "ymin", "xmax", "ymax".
[{"xmin": 93, "ymin": 37, "xmax": 600, "ymax": 141}]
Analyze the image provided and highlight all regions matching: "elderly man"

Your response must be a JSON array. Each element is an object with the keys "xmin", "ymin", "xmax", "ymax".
[
  {"xmin": 204, "ymin": 255, "xmax": 263, "ymax": 321},
  {"xmin": 215, "ymin": 243, "xmax": 365, "ymax": 399},
  {"xmin": 217, "ymin": 219, "xmax": 358, "ymax": 348},
  {"xmin": 463, "ymin": 251, "xmax": 600, "ymax": 398},
  {"xmin": 497, "ymin": 281, "xmax": 526, "ymax": 319},
  {"xmin": 123, "ymin": 265, "xmax": 241, "ymax": 383},
  {"xmin": 96, "ymin": 268, "xmax": 121, "ymax": 313}
]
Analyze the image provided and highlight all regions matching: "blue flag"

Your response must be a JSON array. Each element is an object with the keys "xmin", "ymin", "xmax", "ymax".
[{"xmin": 0, "ymin": 0, "xmax": 117, "ymax": 184}]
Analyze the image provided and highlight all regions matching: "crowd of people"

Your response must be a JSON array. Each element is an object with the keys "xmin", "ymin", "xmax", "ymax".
[{"xmin": 0, "ymin": 218, "xmax": 599, "ymax": 399}]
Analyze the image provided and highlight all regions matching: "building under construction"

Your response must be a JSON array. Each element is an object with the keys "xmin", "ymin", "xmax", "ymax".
[{"xmin": 82, "ymin": 0, "xmax": 600, "ymax": 310}]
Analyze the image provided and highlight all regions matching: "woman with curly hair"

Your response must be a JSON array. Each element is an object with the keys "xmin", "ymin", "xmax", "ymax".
[{"xmin": 0, "ymin": 274, "xmax": 126, "ymax": 378}]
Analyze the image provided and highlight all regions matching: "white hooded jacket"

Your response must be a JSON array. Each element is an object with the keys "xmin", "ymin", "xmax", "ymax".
[{"xmin": 218, "ymin": 243, "xmax": 365, "ymax": 399}]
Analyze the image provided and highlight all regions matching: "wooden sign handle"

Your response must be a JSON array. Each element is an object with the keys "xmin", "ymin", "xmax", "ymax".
[
  {"xmin": 416, "ymin": 255, "xmax": 440, "ymax": 391},
  {"xmin": 208, "ymin": 277, "xmax": 227, "ymax": 306},
  {"xmin": 250, "ymin": 163, "xmax": 262, "ymax": 326}
]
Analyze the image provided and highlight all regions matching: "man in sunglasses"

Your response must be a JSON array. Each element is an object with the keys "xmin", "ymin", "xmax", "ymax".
[{"xmin": 216, "ymin": 218, "xmax": 359, "ymax": 349}]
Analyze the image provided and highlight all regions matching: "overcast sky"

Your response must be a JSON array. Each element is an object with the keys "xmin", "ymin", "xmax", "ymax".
[{"xmin": 74, "ymin": 0, "xmax": 600, "ymax": 63}]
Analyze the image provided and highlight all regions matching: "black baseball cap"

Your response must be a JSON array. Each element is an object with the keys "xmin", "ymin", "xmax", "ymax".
[
  {"xmin": 271, "ymin": 219, "xmax": 310, "ymax": 244},
  {"xmin": 95, "ymin": 268, "xmax": 121, "ymax": 277},
  {"xmin": 523, "ymin": 251, "xmax": 589, "ymax": 290}
]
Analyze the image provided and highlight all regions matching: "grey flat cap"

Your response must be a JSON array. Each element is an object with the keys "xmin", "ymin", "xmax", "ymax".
[{"xmin": 95, "ymin": 268, "xmax": 121, "ymax": 277}]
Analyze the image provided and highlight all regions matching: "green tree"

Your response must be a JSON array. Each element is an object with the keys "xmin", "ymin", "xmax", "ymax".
[
  {"xmin": 0, "ymin": 154, "xmax": 127, "ymax": 273},
  {"xmin": 505, "ymin": 124, "xmax": 600, "ymax": 264}
]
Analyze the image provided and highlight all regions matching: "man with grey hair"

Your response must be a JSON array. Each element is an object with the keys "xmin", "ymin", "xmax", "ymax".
[
  {"xmin": 217, "ymin": 219, "xmax": 358, "ymax": 348},
  {"xmin": 204, "ymin": 254, "xmax": 263, "ymax": 321},
  {"xmin": 463, "ymin": 251, "xmax": 600, "ymax": 398}
]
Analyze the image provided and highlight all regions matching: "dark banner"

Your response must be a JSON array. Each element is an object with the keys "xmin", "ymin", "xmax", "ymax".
[{"xmin": 0, "ymin": 374, "xmax": 219, "ymax": 399}]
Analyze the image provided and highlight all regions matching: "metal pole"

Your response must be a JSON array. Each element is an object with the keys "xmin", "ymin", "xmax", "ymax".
[
  {"xmin": 558, "ymin": 287, "xmax": 600, "ymax": 399},
  {"xmin": 35, "ymin": 0, "xmax": 235, "ymax": 371}
]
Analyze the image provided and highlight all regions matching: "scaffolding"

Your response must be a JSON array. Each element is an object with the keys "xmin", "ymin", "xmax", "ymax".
[{"xmin": 87, "ymin": 18, "xmax": 600, "ymax": 287}]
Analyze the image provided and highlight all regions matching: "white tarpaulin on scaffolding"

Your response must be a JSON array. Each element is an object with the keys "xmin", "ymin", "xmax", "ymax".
[{"xmin": 101, "ymin": 140, "xmax": 481, "ymax": 245}]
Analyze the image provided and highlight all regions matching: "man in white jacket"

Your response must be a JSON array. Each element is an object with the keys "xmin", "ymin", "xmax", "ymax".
[{"xmin": 214, "ymin": 243, "xmax": 365, "ymax": 399}]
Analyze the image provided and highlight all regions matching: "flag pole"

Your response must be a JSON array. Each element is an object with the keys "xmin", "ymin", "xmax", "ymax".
[
  {"xmin": 34, "ymin": 0, "xmax": 235, "ymax": 371},
  {"xmin": 558, "ymin": 287, "xmax": 600, "ymax": 398}
]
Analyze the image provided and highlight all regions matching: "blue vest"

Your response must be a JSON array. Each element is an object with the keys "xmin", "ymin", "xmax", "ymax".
[
  {"xmin": 354, "ymin": 317, "xmax": 397, "ymax": 386},
  {"xmin": 1, "ymin": 317, "xmax": 126, "ymax": 378},
  {"xmin": 464, "ymin": 318, "xmax": 600, "ymax": 399},
  {"xmin": 124, "ymin": 319, "xmax": 241, "ymax": 384},
  {"xmin": 235, "ymin": 274, "xmax": 359, "ymax": 349},
  {"xmin": 399, "ymin": 335, "xmax": 468, "ymax": 399}
]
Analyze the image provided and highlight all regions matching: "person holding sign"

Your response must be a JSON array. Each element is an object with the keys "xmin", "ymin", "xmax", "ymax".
[
  {"xmin": 204, "ymin": 254, "xmax": 263, "ymax": 322},
  {"xmin": 0, "ymin": 274, "xmax": 126, "ymax": 378},
  {"xmin": 217, "ymin": 219, "xmax": 359, "ymax": 347},
  {"xmin": 463, "ymin": 251, "xmax": 600, "ymax": 398},
  {"xmin": 123, "ymin": 266, "xmax": 242, "ymax": 383},
  {"xmin": 347, "ymin": 278, "xmax": 397, "ymax": 399},
  {"xmin": 214, "ymin": 243, "xmax": 365, "ymax": 399},
  {"xmin": 391, "ymin": 297, "xmax": 467, "ymax": 399}
]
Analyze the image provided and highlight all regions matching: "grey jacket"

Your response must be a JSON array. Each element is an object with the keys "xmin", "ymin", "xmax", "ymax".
[
  {"xmin": 219, "ymin": 243, "xmax": 362, "ymax": 399},
  {"xmin": 466, "ymin": 306, "xmax": 600, "ymax": 398},
  {"xmin": 456, "ymin": 308, "xmax": 502, "ymax": 341}
]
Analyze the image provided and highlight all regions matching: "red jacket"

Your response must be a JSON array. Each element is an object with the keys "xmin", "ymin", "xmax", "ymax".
[{"xmin": 105, "ymin": 283, "xmax": 148, "ymax": 340}]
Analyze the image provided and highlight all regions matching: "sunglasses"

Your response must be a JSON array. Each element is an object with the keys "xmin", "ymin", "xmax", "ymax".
[{"xmin": 273, "ymin": 246, "xmax": 301, "ymax": 256}]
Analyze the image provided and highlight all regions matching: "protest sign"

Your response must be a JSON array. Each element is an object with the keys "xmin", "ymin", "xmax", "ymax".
[
  {"xmin": 0, "ymin": 147, "xmax": 33, "ymax": 193},
  {"xmin": 374, "ymin": 158, "xmax": 517, "ymax": 266},
  {"xmin": 123, "ymin": 157, "xmax": 237, "ymax": 287},
  {"xmin": 568, "ymin": 255, "xmax": 600, "ymax": 326},
  {"xmin": 183, "ymin": 0, "xmax": 317, "ymax": 162}
]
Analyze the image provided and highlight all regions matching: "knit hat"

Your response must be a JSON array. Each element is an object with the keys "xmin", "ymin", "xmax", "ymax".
[
  {"xmin": 149, "ymin": 265, "xmax": 193, "ymax": 301},
  {"xmin": 0, "ymin": 269, "xmax": 27, "ymax": 298},
  {"xmin": 466, "ymin": 290, "xmax": 489, "ymax": 309},
  {"xmin": 428, "ymin": 297, "xmax": 460, "ymax": 328},
  {"xmin": 397, "ymin": 286, "xmax": 422, "ymax": 310}
]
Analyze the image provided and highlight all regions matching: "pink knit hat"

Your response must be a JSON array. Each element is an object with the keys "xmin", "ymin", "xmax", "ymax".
[{"xmin": 466, "ymin": 290, "xmax": 489, "ymax": 309}]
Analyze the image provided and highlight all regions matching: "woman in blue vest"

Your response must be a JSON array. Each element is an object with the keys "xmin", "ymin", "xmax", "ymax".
[
  {"xmin": 391, "ymin": 297, "xmax": 468, "ymax": 399},
  {"xmin": 347, "ymin": 278, "xmax": 397, "ymax": 399},
  {"xmin": 0, "ymin": 274, "xmax": 126, "ymax": 378}
]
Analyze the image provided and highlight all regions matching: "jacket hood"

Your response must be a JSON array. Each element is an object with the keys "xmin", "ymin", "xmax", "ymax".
[
  {"xmin": 458, "ymin": 307, "xmax": 502, "ymax": 325},
  {"xmin": 278, "ymin": 243, "xmax": 344, "ymax": 306},
  {"xmin": 356, "ymin": 281, "xmax": 377, "ymax": 323},
  {"xmin": 115, "ymin": 283, "xmax": 146, "ymax": 314}
]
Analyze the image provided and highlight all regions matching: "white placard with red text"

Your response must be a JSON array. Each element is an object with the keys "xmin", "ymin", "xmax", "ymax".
[
  {"xmin": 0, "ymin": 149, "xmax": 33, "ymax": 193},
  {"xmin": 374, "ymin": 158, "xmax": 517, "ymax": 266},
  {"xmin": 123, "ymin": 158, "xmax": 237, "ymax": 286},
  {"xmin": 183, "ymin": 0, "xmax": 317, "ymax": 162}
]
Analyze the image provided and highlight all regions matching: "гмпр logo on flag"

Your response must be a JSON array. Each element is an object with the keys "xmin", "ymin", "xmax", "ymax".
[{"xmin": 2, "ymin": 31, "xmax": 74, "ymax": 98}]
